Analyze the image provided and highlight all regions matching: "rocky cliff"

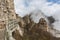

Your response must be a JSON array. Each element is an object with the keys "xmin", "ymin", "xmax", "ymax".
[{"xmin": 13, "ymin": 15, "xmax": 60, "ymax": 40}]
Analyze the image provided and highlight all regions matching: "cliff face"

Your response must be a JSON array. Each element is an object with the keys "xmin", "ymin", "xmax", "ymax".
[
  {"xmin": 13, "ymin": 15, "xmax": 60, "ymax": 40},
  {"xmin": 0, "ymin": 0, "xmax": 17, "ymax": 28},
  {"xmin": 0, "ymin": 0, "xmax": 17, "ymax": 40},
  {"xmin": 5, "ymin": 0, "xmax": 16, "ymax": 19},
  {"xmin": 0, "ymin": 0, "xmax": 60, "ymax": 40},
  {"xmin": 0, "ymin": 0, "xmax": 16, "ymax": 20}
]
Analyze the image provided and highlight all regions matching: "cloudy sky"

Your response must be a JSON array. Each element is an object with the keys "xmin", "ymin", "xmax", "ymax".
[
  {"xmin": 14, "ymin": 0, "xmax": 60, "ymax": 34},
  {"xmin": 14, "ymin": 0, "xmax": 60, "ymax": 37},
  {"xmin": 14, "ymin": 0, "xmax": 60, "ymax": 17}
]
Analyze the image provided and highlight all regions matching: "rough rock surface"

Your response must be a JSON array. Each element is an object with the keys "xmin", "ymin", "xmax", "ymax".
[
  {"xmin": 0, "ymin": 0, "xmax": 60, "ymax": 40},
  {"xmin": 13, "ymin": 15, "xmax": 60, "ymax": 40}
]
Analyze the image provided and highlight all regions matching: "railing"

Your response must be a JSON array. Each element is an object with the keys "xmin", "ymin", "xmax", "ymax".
[
  {"xmin": 7, "ymin": 19, "xmax": 18, "ymax": 31},
  {"xmin": 5, "ymin": 19, "xmax": 20, "ymax": 40},
  {"xmin": 5, "ymin": 19, "xmax": 23, "ymax": 40}
]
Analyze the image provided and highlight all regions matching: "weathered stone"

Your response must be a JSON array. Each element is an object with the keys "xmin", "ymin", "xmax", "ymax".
[
  {"xmin": 0, "ymin": 0, "xmax": 17, "ymax": 40},
  {"xmin": 0, "ymin": 0, "xmax": 60, "ymax": 40}
]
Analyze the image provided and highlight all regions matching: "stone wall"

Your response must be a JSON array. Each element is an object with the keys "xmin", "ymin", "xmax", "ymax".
[
  {"xmin": 0, "ymin": 0, "xmax": 17, "ymax": 40},
  {"xmin": 5, "ymin": 0, "xmax": 16, "ymax": 19},
  {"xmin": 0, "ymin": 0, "xmax": 17, "ymax": 26}
]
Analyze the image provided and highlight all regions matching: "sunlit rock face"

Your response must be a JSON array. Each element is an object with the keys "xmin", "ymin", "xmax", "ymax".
[
  {"xmin": 14, "ymin": 14, "xmax": 60, "ymax": 40},
  {"xmin": 17, "ymin": 10, "xmax": 60, "ymax": 38},
  {"xmin": 15, "ymin": 8, "xmax": 60, "ymax": 38}
]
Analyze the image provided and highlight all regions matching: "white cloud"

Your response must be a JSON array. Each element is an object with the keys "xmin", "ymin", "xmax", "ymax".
[
  {"xmin": 52, "ymin": 11, "xmax": 60, "ymax": 31},
  {"xmin": 41, "ymin": 3, "xmax": 60, "ymax": 16},
  {"xmin": 14, "ymin": 0, "xmax": 60, "ymax": 17},
  {"xmin": 14, "ymin": 0, "xmax": 60, "ymax": 27},
  {"xmin": 14, "ymin": 0, "xmax": 60, "ymax": 37},
  {"xmin": 14, "ymin": 0, "xmax": 47, "ymax": 17}
]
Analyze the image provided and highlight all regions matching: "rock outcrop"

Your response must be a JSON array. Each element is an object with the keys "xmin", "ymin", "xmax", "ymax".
[
  {"xmin": 13, "ymin": 15, "xmax": 60, "ymax": 40},
  {"xmin": 0, "ymin": 0, "xmax": 60, "ymax": 40}
]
